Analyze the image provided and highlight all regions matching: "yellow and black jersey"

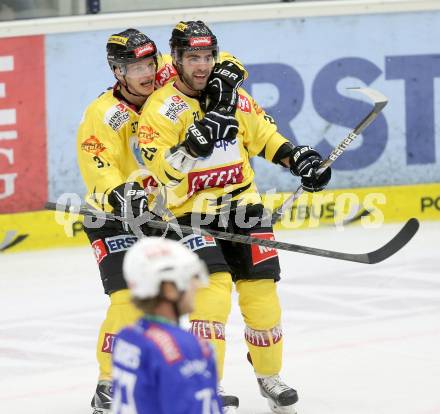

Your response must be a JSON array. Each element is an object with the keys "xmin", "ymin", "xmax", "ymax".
[
  {"xmin": 137, "ymin": 83, "xmax": 289, "ymax": 218},
  {"xmin": 77, "ymin": 52, "xmax": 247, "ymax": 212},
  {"xmin": 77, "ymin": 87, "xmax": 148, "ymax": 212}
]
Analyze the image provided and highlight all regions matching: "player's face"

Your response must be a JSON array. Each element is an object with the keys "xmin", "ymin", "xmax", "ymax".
[
  {"xmin": 123, "ymin": 57, "xmax": 156, "ymax": 96},
  {"xmin": 181, "ymin": 50, "xmax": 215, "ymax": 91}
]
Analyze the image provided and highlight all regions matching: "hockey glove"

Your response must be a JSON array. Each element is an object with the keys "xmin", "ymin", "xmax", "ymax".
[
  {"xmin": 206, "ymin": 60, "xmax": 244, "ymax": 114},
  {"xmin": 289, "ymin": 145, "xmax": 331, "ymax": 192},
  {"xmin": 202, "ymin": 111, "xmax": 239, "ymax": 142},
  {"xmin": 108, "ymin": 182, "xmax": 152, "ymax": 235},
  {"xmin": 184, "ymin": 120, "xmax": 215, "ymax": 158}
]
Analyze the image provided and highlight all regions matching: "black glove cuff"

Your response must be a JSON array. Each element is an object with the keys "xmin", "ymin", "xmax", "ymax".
[{"xmin": 272, "ymin": 142, "xmax": 295, "ymax": 165}]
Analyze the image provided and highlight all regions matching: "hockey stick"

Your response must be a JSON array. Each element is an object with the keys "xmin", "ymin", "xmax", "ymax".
[
  {"xmin": 45, "ymin": 201, "xmax": 418, "ymax": 264},
  {"xmin": 271, "ymin": 87, "xmax": 388, "ymax": 225}
]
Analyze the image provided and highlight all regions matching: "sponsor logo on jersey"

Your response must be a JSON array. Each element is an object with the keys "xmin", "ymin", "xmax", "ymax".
[
  {"xmin": 143, "ymin": 175, "xmax": 158, "ymax": 189},
  {"xmin": 187, "ymin": 163, "xmax": 243, "ymax": 195},
  {"xmin": 181, "ymin": 234, "xmax": 216, "ymax": 252},
  {"xmin": 113, "ymin": 338, "xmax": 141, "ymax": 369},
  {"xmin": 156, "ymin": 63, "xmax": 177, "ymax": 87},
  {"xmin": 189, "ymin": 36, "xmax": 212, "ymax": 47},
  {"xmin": 101, "ymin": 332, "xmax": 116, "ymax": 353},
  {"xmin": 190, "ymin": 320, "xmax": 225, "ymax": 341},
  {"xmin": 134, "ymin": 43, "xmax": 155, "ymax": 58},
  {"xmin": 138, "ymin": 125, "xmax": 160, "ymax": 144},
  {"xmin": 250, "ymin": 232, "xmax": 278, "ymax": 265},
  {"xmin": 104, "ymin": 105, "xmax": 130, "ymax": 131},
  {"xmin": 92, "ymin": 239, "xmax": 107, "ymax": 264},
  {"xmin": 179, "ymin": 358, "xmax": 209, "ymax": 378},
  {"xmin": 81, "ymin": 135, "xmax": 106, "ymax": 156},
  {"xmin": 159, "ymin": 95, "xmax": 189, "ymax": 123},
  {"xmin": 214, "ymin": 138, "xmax": 236, "ymax": 151},
  {"xmin": 145, "ymin": 325, "xmax": 182, "ymax": 364},
  {"xmin": 237, "ymin": 94, "xmax": 251, "ymax": 113},
  {"xmin": 104, "ymin": 235, "xmax": 138, "ymax": 253},
  {"xmin": 130, "ymin": 135, "xmax": 145, "ymax": 166}
]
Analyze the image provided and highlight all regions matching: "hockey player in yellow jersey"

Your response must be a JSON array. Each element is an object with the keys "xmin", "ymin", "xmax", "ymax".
[
  {"xmin": 77, "ymin": 27, "xmax": 249, "ymax": 414},
  {"xmin": 77, "ymin": 29, "xmax": 159, "ymax": 414},
  {"xmin": 137, "ymin": 21, "xmax": 331, "ymax": 414}
]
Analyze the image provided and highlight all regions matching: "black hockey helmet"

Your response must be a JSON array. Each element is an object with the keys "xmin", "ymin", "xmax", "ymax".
[
  {"xmin": 107, "ymin": 28, "xmax": 158, "ymax": 70},
  {"xmin": 169, "ymin": 21, "xmax": 218, "ymax": 62}
]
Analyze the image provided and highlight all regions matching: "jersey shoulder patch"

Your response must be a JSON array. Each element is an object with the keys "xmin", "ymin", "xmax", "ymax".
[
  {"xmin": 237, "ymin": 93, "xmax": 252, "ymax": 113},
  {"xmin": 144, "ymin": 325, "xmax": 183, "ymax": 364},
  {"xmin": 158, "ymin": 95, "xmax": 190, "ymax": 124},
  {"xmin": 156, "ymin": 62, "xmax": 178, "ymax": 87},
  {"xmin": 104, "ymin": 102, "xmax": 131, "ymax": 131}
]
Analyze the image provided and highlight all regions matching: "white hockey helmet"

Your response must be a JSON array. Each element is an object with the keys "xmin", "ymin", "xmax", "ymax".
[{"xmin": 123, "ymin": 237, "xmax": 209, "ymax": 299}]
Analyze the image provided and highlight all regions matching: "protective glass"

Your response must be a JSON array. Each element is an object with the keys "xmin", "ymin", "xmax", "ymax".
[
  {"xmin": 175, "ymin": 47, "xmax": 218, "ymax": 68},
  {"xmin": 124, "ymin": 58, "xmax": 157, "ymax": 78}
]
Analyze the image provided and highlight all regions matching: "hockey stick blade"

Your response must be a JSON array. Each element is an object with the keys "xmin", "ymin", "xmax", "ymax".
[
  {"xmin": 362, "ymin": 218, "xmax": 419, "ymax": 264},
  {"xmin": 45, "ymin": 202, "xmax": 418, "ymax": 264}
]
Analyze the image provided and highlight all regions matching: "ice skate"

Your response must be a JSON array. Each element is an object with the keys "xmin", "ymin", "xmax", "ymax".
[
  {"xmin": 218, "ymin": 384, "xmax": 239, "ymax": 413},
  {"xmin": 257, "ymin": 375, "xmax": 298, "ymax": 414},
  {"xmin": 91, "ymin": 380, "xmax": 112, "ymax": 414}
]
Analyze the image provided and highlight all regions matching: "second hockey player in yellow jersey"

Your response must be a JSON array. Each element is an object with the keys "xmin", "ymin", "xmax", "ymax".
[
  {"xmin": 137, "ymin": 21, "xmax": 331, "ymax": 414},
  {"xmin": 77, "ymin": 26, "xmax": 249, "ymax": 414}
]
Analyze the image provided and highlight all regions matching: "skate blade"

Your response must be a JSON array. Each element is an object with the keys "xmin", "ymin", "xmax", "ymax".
[
  {"xmin": 223, "ymin": 406, "xmax": 239, "ymax": 414},
  {"xmin": 92, "ymin": 409, "xmax": 110, "ymax": 414},
  {"xmin": 267, "ymin": 399, "xmax": 297, "ymax": 414}
]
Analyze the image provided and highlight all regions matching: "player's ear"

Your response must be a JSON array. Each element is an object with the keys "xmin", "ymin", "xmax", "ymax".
[{"xmin": 114, "ymin": 66, "xmax": 124, "ymax": 82}]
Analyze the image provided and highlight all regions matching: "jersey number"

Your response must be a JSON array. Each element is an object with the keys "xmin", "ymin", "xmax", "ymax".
[
  {"xmin": 112, "ymin": 367, "xmax": 138, "ymax": 414},
  {"xmin": 264, "ymin": 114, "xmax": 276, "ymax": 125},
  {"xmin": 195, "ymin": 388, "xmax": 221, "ymax": 414},
  {"xmin": 141, "ymin": 147, "xmax": 157, "ymax": 161},
  {"xmin": 93, "ymin": 156, "xmax": 109, "ymax": 168}
]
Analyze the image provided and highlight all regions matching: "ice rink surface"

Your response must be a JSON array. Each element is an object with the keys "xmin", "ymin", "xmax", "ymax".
[{"xmin": 1, "ymin": 221, "xmax": 439, "ymax": 414}]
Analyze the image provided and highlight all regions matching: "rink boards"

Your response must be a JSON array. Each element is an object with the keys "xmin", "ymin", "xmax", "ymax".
[{"xmin": 1, "ymin": 182, "xmax": 439, "ymax": 253}]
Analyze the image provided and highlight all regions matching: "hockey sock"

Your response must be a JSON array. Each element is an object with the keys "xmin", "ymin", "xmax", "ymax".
[
  {"xmin": 189, "ymin": 271, "xmax": 233, "ymax": 380},
  {"xmin": 96, "ymin": 289, "xmax": 143, "ymax": 380},
  {"xmin": 237, "ymin": 279, "xmax": 283, "ymax": 376}
]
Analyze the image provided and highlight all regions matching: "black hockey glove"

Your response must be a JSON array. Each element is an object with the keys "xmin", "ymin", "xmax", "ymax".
[
  {"xmin": 184, "ymin": 112, "xmax": 239, "ymax": 157},
  {"xmin": 289, "ymin": 145, "xmax": 331, "ymax": 192},
  {"xmin": 206, "ymin": 60, "xmax": 244, "ymax": 114},
  {"xmin": 108, "ymin": 182, "xmax": 153, "ymax": 235},
  {"xmin": 184, "ymin": 120, "xmax": 215, "ymax": 158},
  {"xmin": 202, "ymin": 111, "xmax": 239, "ymax": 142}
]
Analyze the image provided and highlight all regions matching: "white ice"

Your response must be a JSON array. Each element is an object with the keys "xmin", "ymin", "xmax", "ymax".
[{"xmin": 1, "ymin": 222, "xmax": 439, "ymax": 414}]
